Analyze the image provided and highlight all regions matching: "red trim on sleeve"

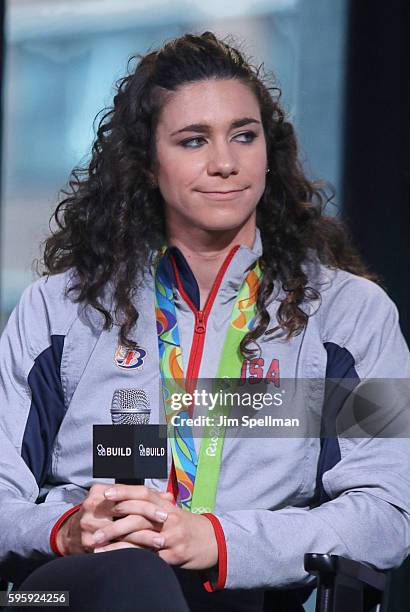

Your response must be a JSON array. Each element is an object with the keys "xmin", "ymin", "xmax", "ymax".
[
  {"xmin": 202, "ymin": 513, "xmax": 227, "ymax": 591},
  {"xmin": 50, "ymin": 504, "xmax": 82, "ymax": 556}
]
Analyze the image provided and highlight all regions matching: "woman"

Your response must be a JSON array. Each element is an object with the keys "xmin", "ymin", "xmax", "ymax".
[{"xmin": 1, "ymin": 32, "xmax": 409, "ymax": 612}]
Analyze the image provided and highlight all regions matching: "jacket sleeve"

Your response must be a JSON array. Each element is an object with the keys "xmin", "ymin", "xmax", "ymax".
[
  {"xmin": 207, "ymin": 279, "xmax": 410, "ymax": 590},
  {"xmin": 0, "ymin": 279, "xmax": 88, "ymax": 583}
]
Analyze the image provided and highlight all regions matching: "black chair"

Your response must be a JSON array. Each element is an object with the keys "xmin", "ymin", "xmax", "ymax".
[
  {"xmin": 0, "ymin": 555, "xmax": 390, "ymax": 612},
  {"xmin": 304, "ymin": 553, "xmax": 387, "ymax": 612},
  {"xmin": 0, "ymin": 545, "xmax": 395, "ymax": 612}
]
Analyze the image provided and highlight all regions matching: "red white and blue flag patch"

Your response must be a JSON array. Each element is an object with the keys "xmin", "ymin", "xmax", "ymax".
[{"xmin": 114, "ymin": 345, "xmax": 147, "ymax": 370}]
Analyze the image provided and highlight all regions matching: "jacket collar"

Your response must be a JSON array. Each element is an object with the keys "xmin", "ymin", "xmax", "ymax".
[{"xmin": 157, "ymin": 227, "xmax": 263, "ymax": 311}]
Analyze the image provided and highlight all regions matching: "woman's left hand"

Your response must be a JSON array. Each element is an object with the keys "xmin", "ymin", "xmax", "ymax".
[{"xmin": 92, "ymin": 485, "xmax": 218, "ymax": 570}]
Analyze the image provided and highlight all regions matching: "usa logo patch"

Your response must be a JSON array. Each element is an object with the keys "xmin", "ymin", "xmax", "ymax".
[{"xmin": 114, "ymin": 345, "xmax": 147, "ymax": 370}]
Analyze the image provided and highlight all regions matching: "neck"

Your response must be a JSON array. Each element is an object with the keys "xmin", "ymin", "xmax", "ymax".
[{"xmin": 167, "ymin": 220, "xmax": 256, "ymax": 310}]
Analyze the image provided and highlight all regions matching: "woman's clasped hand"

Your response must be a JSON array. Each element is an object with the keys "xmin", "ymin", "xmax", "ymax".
[{"xmin": 56, "ymin": 484, "xmax": 218, "ymax": 570}]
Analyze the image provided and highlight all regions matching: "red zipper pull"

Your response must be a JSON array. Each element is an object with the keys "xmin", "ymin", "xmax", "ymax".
[{"xmin": 195, "ymin": 311, "xmax": 206, "ymax": 334}]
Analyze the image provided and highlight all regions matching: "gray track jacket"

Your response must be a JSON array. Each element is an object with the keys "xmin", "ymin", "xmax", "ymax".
[{"xmin": 1, "ymin": 229, "xmax": 410, "ymax": 589}]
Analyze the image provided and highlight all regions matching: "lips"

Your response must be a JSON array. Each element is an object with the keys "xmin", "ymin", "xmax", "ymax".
[
  {"xmin": 196, "ymin": 188, "xmax": 248, "ymax": 201},
  {"xmin": 198, "ymin": 188, "xmax": 246, "ymax": 202},
  {"xmin": 198, "ymin": 188, "xmax": 247, "ymax": 194}
]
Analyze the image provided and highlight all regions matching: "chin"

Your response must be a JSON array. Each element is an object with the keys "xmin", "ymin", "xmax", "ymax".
[
  {"xmin": 194, "ymin": 207, "xmax": 256, "ymax": 231},
  {"xmin": 195, "ymin": 217, "xmax": 251, "ymax": 233}
]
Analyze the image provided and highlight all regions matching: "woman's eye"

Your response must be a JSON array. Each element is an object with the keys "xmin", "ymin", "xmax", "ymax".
[
  {"xmin": 234, "ymin": 131, "xmax": 257, "ymax": 143},
  {"xmin": 180, "ymin": 137, "xmax": 206, "ymax": 148},
  {"xmin": 179, "ymin": 131, "xmax": 257, "ymax": 148}
]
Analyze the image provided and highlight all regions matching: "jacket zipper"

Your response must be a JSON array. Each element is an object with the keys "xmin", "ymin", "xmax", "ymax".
[
  {"xmin": 167, "ymin": 245, "xmax": 241, "ymax": 499},
  {"xmin": 170, "ymin": 245, "xmax": 240, "ymax": 393}
]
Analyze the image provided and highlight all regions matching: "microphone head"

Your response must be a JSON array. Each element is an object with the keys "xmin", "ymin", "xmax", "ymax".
[{"xmin": 110, "ymin": 389, "xmax": 151, "ymax": 425}]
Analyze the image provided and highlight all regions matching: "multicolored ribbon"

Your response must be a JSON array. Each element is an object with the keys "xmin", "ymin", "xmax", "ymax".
[{"xmin": 155, "ymin": 250, "xmax": 262, "ymax": 512}]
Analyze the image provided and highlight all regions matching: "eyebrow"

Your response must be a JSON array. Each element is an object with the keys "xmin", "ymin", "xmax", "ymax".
[{"xmin": 170, "ymin": 117, "xmax": 261, "ymax": 137}]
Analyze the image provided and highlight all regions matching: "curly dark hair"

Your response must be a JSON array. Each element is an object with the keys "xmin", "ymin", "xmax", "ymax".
[{"xmin": 42, "ymin": 31, "xmax": 375, "ymax": 357}]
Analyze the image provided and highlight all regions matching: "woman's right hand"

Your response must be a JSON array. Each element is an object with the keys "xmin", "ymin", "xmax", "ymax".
[
  {"xmin": 56, "ymin": 484, "xmax": 116, "ymax": 555},
  {"xmin": 56, "ymin": 484, "xmax": 172, "ymax": 555}
]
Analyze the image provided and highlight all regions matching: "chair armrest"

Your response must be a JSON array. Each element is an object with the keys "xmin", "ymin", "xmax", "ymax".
[
  {"xmin": 304, "ymin": 554, "xmax": 387, "ymax": 612},
  {"xmin": 304, "ymin": 553, "xmax": 386, "ymax": 593}
]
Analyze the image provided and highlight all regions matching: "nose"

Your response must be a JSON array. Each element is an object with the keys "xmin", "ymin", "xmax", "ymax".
[{"xmin": 207, "ymin": 141, "xmax": 239, "ymax": 177}]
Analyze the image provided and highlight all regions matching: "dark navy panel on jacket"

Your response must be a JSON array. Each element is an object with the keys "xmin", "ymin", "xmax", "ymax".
[
  {"xmin": 22, "ymin": 335, "xmax": 65, "ymax": 490},
  {"xmin": 316, "ymin": 342, "xmax": 360, "ymax": 503},
  {"xmin": 163, "ymin": 246, "xmax": 201, "ymax": 309}
]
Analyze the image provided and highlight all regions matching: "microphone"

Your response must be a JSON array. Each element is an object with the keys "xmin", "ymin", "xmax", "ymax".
[
  {"xmin": 93, "ymin": 389, "xmax": 167, "ymax": 483},
  {"xmin": 111, "ymin": 389, "xmax": 151, "ymax": 425},
  {"xmin": 111, "ymin": 389, "xmax": 151, "ymax": 485}
]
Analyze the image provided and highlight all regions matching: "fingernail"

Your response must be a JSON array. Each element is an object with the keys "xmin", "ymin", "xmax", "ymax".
[
  {"xmin": 104, "ymin": 488, "xmax": 116, "ymax": 499},
  {"xmin": 153, "ymin": 537, "xmax": 165, "ymax": 548},
  {"xmin": 93, "ymin": 531, "xmax": 105, "ymax": 543},
  {"xmin": 155, "ymin": 510, "xmax": 168, "ymax": 522},
  {"xmin": 94, "ymin": 547, "xmax": 106, "ymax": 553}
]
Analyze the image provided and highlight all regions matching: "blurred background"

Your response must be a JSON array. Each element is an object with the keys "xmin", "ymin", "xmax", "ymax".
[
  {"xmin": 1, "ymin": 0, "xmax": 409, "ymax": 342},
  {"xmin": 0, "ymin": 1, "xmax": 409, "ymax": 609},
  {"xmin": 1, "ymin": 0, "xmax": 350, "ymax": 326}
]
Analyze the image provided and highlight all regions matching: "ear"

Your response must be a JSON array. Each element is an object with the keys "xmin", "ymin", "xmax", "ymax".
[
  {"xmin": 148, "ymin": 160, "xmax": 159, "ymax": 188},
  {"xmin": 147, "ymin": 168, "xmax": 158, "ymax": 189}
]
